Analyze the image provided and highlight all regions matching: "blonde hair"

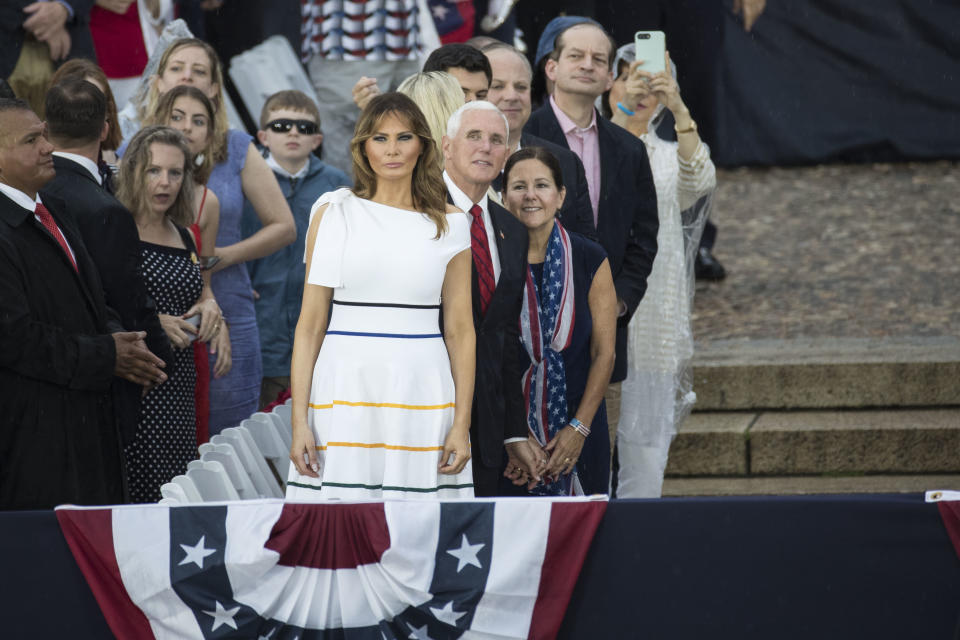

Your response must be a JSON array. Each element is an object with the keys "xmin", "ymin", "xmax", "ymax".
[
  {"xmin": 396, "ymin": 71, "xmax": 464, "ymax": 156},
  {"xmin": 350, "ymin": 92, "xmax": 448, "ymax": 238},
  {"xmin": 138, "ymin": 39, "xmax": 228, "ymax": 164},
  {"xmin": 116, "ymin": 125, "xmax": 196, "ymax": 228},
  {"xmin": 146, "ymin": 85, "xmax": 216, "ymax": 184}
]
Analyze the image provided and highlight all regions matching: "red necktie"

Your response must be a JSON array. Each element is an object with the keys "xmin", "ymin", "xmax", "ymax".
[
  {"xmin": 35, "ymin": 202, "xmax": 78, "ymax": 272},
  {"xmin": 469, "ymin": 204, "xmax": 495, "ymax": 315}
]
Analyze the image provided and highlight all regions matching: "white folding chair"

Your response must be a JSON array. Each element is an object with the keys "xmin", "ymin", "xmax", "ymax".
[
  {"xmin": 187, "ymin": 461, "xmax": 240, "ymax": 502},
  {"xmin": 212, "ymin": 432, "xmax": 272, "ymax": 499},
  {"xmin": 271, "ymin": 404, "xmax": 293, "ymax": 447},
  {"xmin": 172, "ymin": 474, "xmax": 203, "ymax": 502},
  {"xmin": 199, "ymin": 442, "xmax": 258, "ymax": 500},
  {"xmin": 159, "ymin": 497, "xmax": 180, "ymax": 506},
  {"xmin": 160, "ymin": 482, "xmax": 189, "ymax": 504},
  {"xmin": 242, "ymin": 417, "xmax": 290, "ymax": 489},
  {"xmin": 187, "ymin": 459, "xmax": 204, "ymax": 471},
  {"xmin": 222, "ymin": 426, "xmax": 283, "ymax": 498}
]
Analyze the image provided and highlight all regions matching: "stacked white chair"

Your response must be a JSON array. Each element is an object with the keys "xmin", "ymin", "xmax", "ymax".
[
  {"xmin": 220, "ymin": 427, "xmax": 284, "ymax": 498},
  {"xmin": 199, "ymin": 442, "xmax": 259, "ymax": 500},
  {"xmin": 172, "ymin": 474, "xmax": 203, "ymax": 502},
  {"xmin": 187, "ymin": 460, "xmax": 240, "ymax": 501}
]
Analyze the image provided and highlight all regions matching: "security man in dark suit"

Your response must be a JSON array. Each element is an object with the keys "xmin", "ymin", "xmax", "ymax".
[
  {"xmin": 40, "ymin": 78, "xmax": 173, "ymax": 447},
  {"xmin": 0, "ymin": 98, "xmax": 167, "ymax": 509}
]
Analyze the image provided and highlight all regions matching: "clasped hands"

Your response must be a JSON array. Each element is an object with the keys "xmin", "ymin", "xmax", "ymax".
[
  {"xmin": 503, "ymin": 427, "xmax": 586, "ymax": 490},
  {"xmin": 159, "ymin": 299, "xmax": 223, "ymax": 349}
]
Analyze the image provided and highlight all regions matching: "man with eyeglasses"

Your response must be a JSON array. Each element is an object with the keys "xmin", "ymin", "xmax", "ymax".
[{"xmin": 242, "ymin": 89, "xmax": 351, "ymax": 408}]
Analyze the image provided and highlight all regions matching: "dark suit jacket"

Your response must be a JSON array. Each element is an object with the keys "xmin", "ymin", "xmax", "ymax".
[
  {"xmin": 42, "ymin": 155, "xmax": 172, "ymax": 445},
  {"xmin": 461, "ymin": 198, "xmax": 529, "ymax": 496},
  {"xmin": 495, "ymin": 133, "xmax": 595, "ymax": 239},
  {"xmin": 0, "ymin": 190, "xmax": 124, "ymax": 509},
  {"xmin": 0, "ymin": 0, "xmax": 97, "ymax": 78},
  {"xmin": 525, "ymin": 102, "xmax": 659, "ymax": 381}
]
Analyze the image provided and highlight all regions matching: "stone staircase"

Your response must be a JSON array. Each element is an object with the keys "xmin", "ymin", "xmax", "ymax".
[{"xmin": 661, "ymin": 337, "xmax": 960, "ymax": 496}]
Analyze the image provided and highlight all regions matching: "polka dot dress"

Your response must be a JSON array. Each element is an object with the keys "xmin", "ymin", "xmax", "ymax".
[{"xmin": 125, "ymin": 237, "xmax": 204, "ymax": 503}]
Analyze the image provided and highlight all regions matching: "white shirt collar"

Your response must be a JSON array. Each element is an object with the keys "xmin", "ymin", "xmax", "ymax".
[
  {"xmin": 443, "ymin": 170, "xmax": 488, "ymax": 215},
  {"xmin": 265, "ymin": 152, "xmax": 310, "ymax": 180},
  {"xmin": 52, "ymin": 151, "xmax": 102, "ymax": 186},
  {"xmin": 0, "ymin": 182, "xmax": 40, "ymax": 213}
]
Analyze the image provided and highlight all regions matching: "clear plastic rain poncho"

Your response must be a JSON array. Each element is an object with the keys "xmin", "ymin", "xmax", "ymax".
[{"xmin": 603, "ymin": 43, "xmax": 717, "ymax": 498}]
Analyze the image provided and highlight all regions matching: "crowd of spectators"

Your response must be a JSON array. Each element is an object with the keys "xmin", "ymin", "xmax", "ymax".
[{"xmin": 0, "ymin": 0, "xmax": 766, "ymax": 508}]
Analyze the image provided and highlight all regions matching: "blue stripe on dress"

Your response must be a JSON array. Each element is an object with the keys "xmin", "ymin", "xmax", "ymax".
[{"xmin": 326, "ymin": 330, "xmax": 442, "ymax": 339}]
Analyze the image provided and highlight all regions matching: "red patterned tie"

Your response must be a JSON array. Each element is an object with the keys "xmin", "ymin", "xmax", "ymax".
[
  {"xmin": 469, "ymin": 204, "xmax": 495, "ymax": 315},
  {"xmin": 35, "ymin": 202, "xmax": 78, "ymax": 272}
]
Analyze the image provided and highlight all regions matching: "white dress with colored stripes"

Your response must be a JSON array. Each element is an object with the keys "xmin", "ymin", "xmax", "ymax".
[{"xmin": 286, "ymin": 189, "xmax": 474, "ymax": 500}]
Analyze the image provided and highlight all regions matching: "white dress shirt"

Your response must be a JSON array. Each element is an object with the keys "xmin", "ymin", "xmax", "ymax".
[{"xmin": 443, "ymin": 170, "xmax": 501, "ymax": 282}]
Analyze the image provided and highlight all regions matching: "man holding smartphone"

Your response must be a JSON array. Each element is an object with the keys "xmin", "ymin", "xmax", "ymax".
[{"xmin": 524, "ymin": 19, "xmax": 659, "ymax": 464}]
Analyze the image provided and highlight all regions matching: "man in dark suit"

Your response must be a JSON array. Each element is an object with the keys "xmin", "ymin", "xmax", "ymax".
[
  {"xmin": 441, "ymin": 101, "xmax": 542, "ymax": 496},
  {"xmin": 482, "ymin": 41, "xmax": 595, "ymax": 237},
  {"xmin": 0, "ymin": 98, "xmax": 167, "ymax": 509},
  {"xmin": 40, "ymin": 78, "xmax": 173, "ymax": 446},
  {"xmin": 524, "ymin": 20, "xmax": 659, "ymax": 455}
]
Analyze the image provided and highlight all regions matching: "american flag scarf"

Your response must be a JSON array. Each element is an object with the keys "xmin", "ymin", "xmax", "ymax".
[{"xmin": 519, "ymin": 222, "xmax": 577, "ymax": 496}]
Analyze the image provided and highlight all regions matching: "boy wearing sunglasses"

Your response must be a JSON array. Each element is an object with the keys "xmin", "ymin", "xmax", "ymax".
[{"xmin": 242, "ymin": 90, "xmax": 351, "ymax": 408}]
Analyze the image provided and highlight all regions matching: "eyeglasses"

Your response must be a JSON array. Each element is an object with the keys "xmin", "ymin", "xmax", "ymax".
[{"xmin": 265, "ymin": 118, "xmax": 320, "ymax": 135}]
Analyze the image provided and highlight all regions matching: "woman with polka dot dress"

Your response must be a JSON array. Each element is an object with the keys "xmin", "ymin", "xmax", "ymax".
[{"xmin": 116, "ymin": 125, "xmax": 224, "ymax": 502}]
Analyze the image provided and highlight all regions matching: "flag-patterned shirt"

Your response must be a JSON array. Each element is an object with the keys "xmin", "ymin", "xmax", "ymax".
[{"xmin": 301, "ymin": 0, "xmax": 422, "ymax": 62}]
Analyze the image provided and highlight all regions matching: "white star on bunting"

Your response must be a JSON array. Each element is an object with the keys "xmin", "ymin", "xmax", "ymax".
[
  {"xmin": 407, "ymin": 622, "xmax": 434, "ymax": 640},
  {"xmin": 446, "ymin": 534, "xmax": 485, "ymax": 572},
  {"xmin": 203, "ymin": 601, "xmax": 240, "ymax": 631},
  {"xmin": 430, "ymin": 601, "xmax": 467, "ymax": 626},
  {"xmin": 179, "ymin": 535, "xmax": 217, "ymax": 569},
  {"xmin": 431, "ymin": 4, "xmax": 448, "ymax": 20}
]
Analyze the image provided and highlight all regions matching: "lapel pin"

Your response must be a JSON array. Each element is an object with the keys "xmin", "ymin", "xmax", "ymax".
[{"xmin": 499, "ymin": 230, "xmax": 505, "ymax": 239}]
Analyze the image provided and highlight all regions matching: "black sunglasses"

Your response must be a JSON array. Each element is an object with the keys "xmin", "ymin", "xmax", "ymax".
[{"xmin": 265, "ymin": 118, "xmax": 320, "ymax": 135}]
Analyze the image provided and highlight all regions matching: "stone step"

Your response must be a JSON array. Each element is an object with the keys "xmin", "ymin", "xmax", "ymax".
[
  {"xmin": 692, "ymin": 336, "xmax": 960, "ymax": 410},
  {"xmin": 662, "ymin": 474, "xmax": 960, "ymax": 497},
  {"xmin": 663, "ymin": 408, "xmax": 960, "ymax": 477}
]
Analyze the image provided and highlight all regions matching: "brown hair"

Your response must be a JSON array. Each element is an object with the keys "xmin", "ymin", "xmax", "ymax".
[
  {"xmin": 140, "ymin": 38, "xmax": 228, "ymax": 164},
  {"xmin": 116, "ymin": 125, "xmax": 195, "ymax": 228},
  {"xmin": 350, "ymin": 92, "xmax": 448, "ymax": 238},
  {"xmin": 259, "ymin": 90, "xmax": 321, "ymax": 129},
  {"xmin": 146, "ymin": 85, "xmax": 216, "ymax": 184},
  {"xmin": 49, "ymin": 59, "xmax": 121, "ymax": 150}
]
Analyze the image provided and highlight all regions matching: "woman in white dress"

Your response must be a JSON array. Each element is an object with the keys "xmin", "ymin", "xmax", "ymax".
[
  {"xmin": 287, "ymin": 92, "xmax": 476, "ymax": 500},
  {"xmin": 602, "ymin": 45, "xmax": 717, "ymax": 498}
]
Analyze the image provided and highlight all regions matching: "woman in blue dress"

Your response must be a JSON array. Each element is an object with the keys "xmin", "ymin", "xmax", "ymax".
[
  {"xmin": 142, "ymin": 38, "xmax": 296, "ymax": 434},
  {"xmin": 501, "ymin": 147, "xmax": 618, "ymax": 495}
]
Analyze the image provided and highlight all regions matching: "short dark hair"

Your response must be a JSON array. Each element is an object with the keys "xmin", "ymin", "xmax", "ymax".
[
  {"xmin": 259, "ymin": 89, "xmax": 321, "ymax": 129},
  {"xmin": 423, "ymin": 44, "xmax": 493, "ymax": 85},
  {"xmin": 552, "ymin": 23, "xmax": 617, "ymax": 71},
  {"xmin": 0, "ymin": 80, "xmax": 15, "ymax": 100},
  {"xmin": 503, "ymin": 146, "xmax": 565, "ymax": 191},
  {"xmin": 45, "ymin": 78, "xmax": 106, "ymax": 146},
  {"xmin": 0, "ymin": 97, "xmax": 30, "ymax": 114}
]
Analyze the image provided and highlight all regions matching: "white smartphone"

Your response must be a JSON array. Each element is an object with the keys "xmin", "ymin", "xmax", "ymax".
[{"xmin": 634, "ymin": 30, "xmax": 666, "ymax": 75}]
